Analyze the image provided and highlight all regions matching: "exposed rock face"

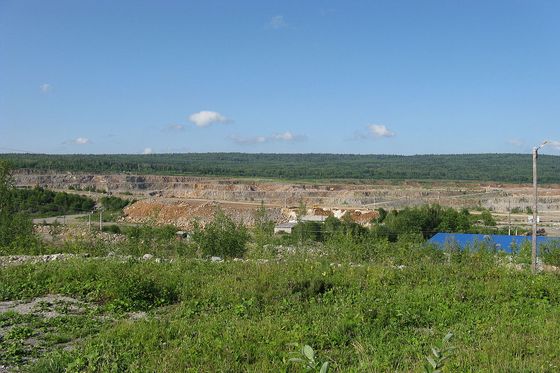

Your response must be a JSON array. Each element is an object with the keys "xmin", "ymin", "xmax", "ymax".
[
  {"xmin": 122, "ymin": 199, "xmax": 285, "ymax": 228},
  {"xmin": 14, "ymin": 171, "xmax": 560, "ymax": 213},
  {"xmin": 13, "ymin": 171, "xmax": 560, "ymax": 233},
  {"xmin": 121, "ymin": 199, "xmax": 380, "ymax": 228}
]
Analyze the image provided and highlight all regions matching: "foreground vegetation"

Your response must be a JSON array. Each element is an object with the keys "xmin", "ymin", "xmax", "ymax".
[
  {"xmin": 2, "ymin": 204, "xmax": 560, "ymax": 371},
  {"xmin": 2, "ymin": 244, "xmax": 560, "ymax": 372},
  {"xmin": 2, "ymin": 160, "xmax": 560, "ymax": 371},
  {"xmin": 2, "ymin": 152, "xmax": 560, "ymax": 183}
]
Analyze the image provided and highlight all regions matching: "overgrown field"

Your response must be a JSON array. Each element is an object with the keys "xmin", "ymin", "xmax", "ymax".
[{"xmin": 2, "ymin": 243, "xmax": 560, "ymax": 372}]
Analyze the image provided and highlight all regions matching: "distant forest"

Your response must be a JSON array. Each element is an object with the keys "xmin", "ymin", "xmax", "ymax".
[{"xmin": 1, "ymin": 153, "xmax": 559, "ymax": 183}]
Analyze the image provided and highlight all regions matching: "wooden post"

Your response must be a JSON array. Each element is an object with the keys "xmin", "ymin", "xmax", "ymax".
[{"xmin": 532, "ymin": 148, "xmax": 538, "ymax": 273}]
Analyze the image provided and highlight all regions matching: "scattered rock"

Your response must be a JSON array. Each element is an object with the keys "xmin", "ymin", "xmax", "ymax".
[
  {"xmin": 142, "ymin": 253, "xmax": 154, "ymax": 260},
  {"xmin": 0, "ymin": 253, "xmax": 88, "ymax": 267},
  {"xmin": 0, "ymin": 295, "xmax": 86, "ymax": 318}
]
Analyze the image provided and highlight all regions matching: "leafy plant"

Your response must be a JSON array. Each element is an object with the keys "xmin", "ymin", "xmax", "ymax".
[
  {"xmin": 424, "ymin": 332, "xmax": 455, "ymax": 373},
  {"xmin": 0, "ymin": 161, "xmax": 37, "ymax": 250},
  {"xmin": 541, "ymin": 240, "xmax": 560, "ymax": 266},
  {"xmin": 191, "ymin": 209, "xmax": 250, "ymax": 258},
  {"xmin": 287, "ymin": 343, "xmax": 329, "ymax": 372},
  {"xmin": 252, "ymin": 200, "xmax": 274, "ymax": 249}
]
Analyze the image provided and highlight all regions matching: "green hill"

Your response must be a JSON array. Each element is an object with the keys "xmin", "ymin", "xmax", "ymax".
[{"xmin": 1, "ymin": 153, "xmax": 559, "ymax": 183}]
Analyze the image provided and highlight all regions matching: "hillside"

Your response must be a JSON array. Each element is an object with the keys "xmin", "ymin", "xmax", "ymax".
[{"xmin": 1, "ymin": 153, "xmax": 560, "ymax": 183}]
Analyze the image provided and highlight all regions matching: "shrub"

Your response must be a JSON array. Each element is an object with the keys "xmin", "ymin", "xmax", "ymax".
[
  {"xmin": 252, "ymin": 201, "xmax": 274, "ymax": 248},
  {"xmin": 0, "ymin": 161, "xmax": 37, "ymax": 251},
  {"xmin": 541, "ymin": 240, "xmax": 560, "ymax": 266},
  {"xmin": 102, "ymin": 224, "xmax": 121, "ymax": 234},
  {"xmin": 192, "ymin": 210, "xmax": 250, "ymax": 258},
  {"xmin": 100, "ymin": 196, "xmax": 131, "ymax": 211}
]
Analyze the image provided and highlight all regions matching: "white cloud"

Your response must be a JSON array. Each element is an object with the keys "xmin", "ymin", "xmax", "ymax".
[
  {"xmin": 163, "ymin": 124, "xmax": 185, "ymax": 132},
  {"xmin": 40, "ymin": 83, "xmax": 51, "ymax": 93},
  {"xmin": 274, "ymin": 131, "xmax": 295, "ymax": 141},
  {"xmin": 62, "ymin": 137, "xmax": 91, "ymax": 145},
  {"xmin": 548, "ymin": 140, "xmax": 560, "ymax": 149},
  {"xmin": 143, "ymin": 147, "xmax": 153, "ymax": 154},
  {"xmin": 368, "ymin": 124, "xmax": 395, "ymax": 138},
  {"xmin": 231, "ymin": 131, "xmax": 304, "ymax": 145},
  {"xmin": 188, "ymin": 111, "xmax": 229, "ymax": 128},
  {"xmin": 268, "ymin": 15, "xmax": 288, "ymax": 29},
  {"xmin": 73, "ymin": 137, "xmax": 91, "ymax": 145},
  {"xmin": 507, "ymin": 139, "xmax": 523, "ymax": 147}
]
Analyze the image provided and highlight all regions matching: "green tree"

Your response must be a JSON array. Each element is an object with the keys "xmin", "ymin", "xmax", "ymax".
[
  {"xmin": 297, "ymin": 199, "xmax": 307, "ymax": 220},
  {"xmin": 480, "ymin": 210, "xmax": 496, "ymax": 226},
  {"xmin": 253, "ymin": 201, "xmax": 274, "ymax": 248},
  {"xmin": 376, "ymin": 207, "xmax": 388, "ymax": 223},
  {"xmin": 192, "ymin": 209, "xmax": 250, "ymax": 258},
  {"xmin": 0, "ymin": 161, "xmax": 35, "ymax": 249}
]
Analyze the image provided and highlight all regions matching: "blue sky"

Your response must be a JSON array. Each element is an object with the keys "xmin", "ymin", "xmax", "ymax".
[{"xmin": 1, "ymin": 0, "xmax": 560, "ymax": 155}]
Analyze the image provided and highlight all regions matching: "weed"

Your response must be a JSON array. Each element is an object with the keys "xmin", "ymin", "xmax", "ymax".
[
  {"xmin": 424, "ymin": 332, "xmax": 455, "ymax": 373},
  {"xmin": 287, "ymin": 343, "xmax": 330, "ymax": 372}
]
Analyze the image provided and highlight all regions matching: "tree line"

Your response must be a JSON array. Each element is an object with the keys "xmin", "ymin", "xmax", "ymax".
[
  {"xmin": 288, "ymin": 204, "xmax": 501, "ymax": 245},
  {"xmin": 1, "ymin": 153, "xmax": 560, "ymax": 183},
  {"xmin": 11, "ymin": 186, "xmax": 96, "ymax": 217}
]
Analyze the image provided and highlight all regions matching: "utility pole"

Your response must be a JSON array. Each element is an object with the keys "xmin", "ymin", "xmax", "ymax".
[
  {"xmin": 508, "ymin": 198, "xmax": 511, "ymax": 236},
  {"xmin": 532, "ymin": 141, "xmax": 550, "ymax": 273},
  {"xmin": 532, "ymin": 147, "xmax": 538, "ymax": 273}
]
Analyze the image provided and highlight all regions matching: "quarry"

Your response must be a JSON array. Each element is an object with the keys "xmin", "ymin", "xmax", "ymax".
[{"xmin": 12, "ymin": 171, "xmax": 560, "ymax": 235}]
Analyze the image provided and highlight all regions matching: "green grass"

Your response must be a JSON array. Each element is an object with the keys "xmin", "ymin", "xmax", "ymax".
[
  {"xmin": 0, "ymin": 306, "xmax": 104, "ymax": 367},
  {"xmin": 1, "ymin": 247, "xmax": 559, "ymax": 372}
]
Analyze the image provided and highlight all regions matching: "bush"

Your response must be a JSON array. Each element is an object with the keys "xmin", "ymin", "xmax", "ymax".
[
  {"xmin": 123, "ymin": 225, "xmax": 177, "ymax": 242},
  {"xmin": 0, "ymin": 161, "xmax": 38, "ymax": 251},
  {"xmin": 192, "ymin": 210, "xmax": 249, "ymax": 258},
  {"xmin": 541, "ymin": 240, "xmax": 560, "ymax": 266},
  {"xmin": 252, "ymin": 201, "xmax": 275, "ymax": 248},
  {"xmin": 100, "ymin": 196, "xmax": 132, "ymax": 211},
  {"xmin": 102, "ymin": 225, "xmax": 121, "ymax": 234}
]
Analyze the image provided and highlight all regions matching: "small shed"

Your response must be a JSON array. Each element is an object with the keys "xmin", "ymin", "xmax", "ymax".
[{"xmin": 274, "ymin": 222, "xmax": 298, "ymax": 234}]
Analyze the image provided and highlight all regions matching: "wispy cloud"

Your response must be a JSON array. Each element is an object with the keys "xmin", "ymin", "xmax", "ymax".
[
  {"xmin": 40, "ymin": 83, "xmax": 51, "ymax": 93},
  {"xmin": 163, "ymin": 124, "xmax": 185, "ymax": 132},
  {"xmin": 507, "ymin": 139, "xmax": 523, "ymax": 147},
  {"xmin": 548, "ymin": 140, "xmax": 560, "ymax": 149},
  {"xmin": 231, "ymin": 131, "xmax": 305, "ymax": 145},
  {"xmin": 64, "ymin": 137, "xmax": 91, "ymax": 145},
  {"xmin": 143, "ymin": 147, "xmax": 153, "ymax": 154},
  {"xmin": 351, "ymin": 124, "xmax": 396, "ymax": 141},
  {"xmin": 351, "ymin": 131, "xmax": 369, "ymax": 141},
  {"xmin": 268, "ymin": 15, "xmax": 288, "ymax": 29},
  {"xmin": 189, "ymin": 111, "xmax": 229, "ymax": 128},
  {"xmin": 74, "ymin": 137, "xmax": 90, "ymax": 145},
  {"xmin": 368, "ymin": 124, "xmax": 395, "ymax": 138}
]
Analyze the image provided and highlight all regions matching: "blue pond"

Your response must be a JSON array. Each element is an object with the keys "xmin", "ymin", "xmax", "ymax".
[{"xmin": 428, "ymin": 233, "xmax": 560, "ymax": 254}]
